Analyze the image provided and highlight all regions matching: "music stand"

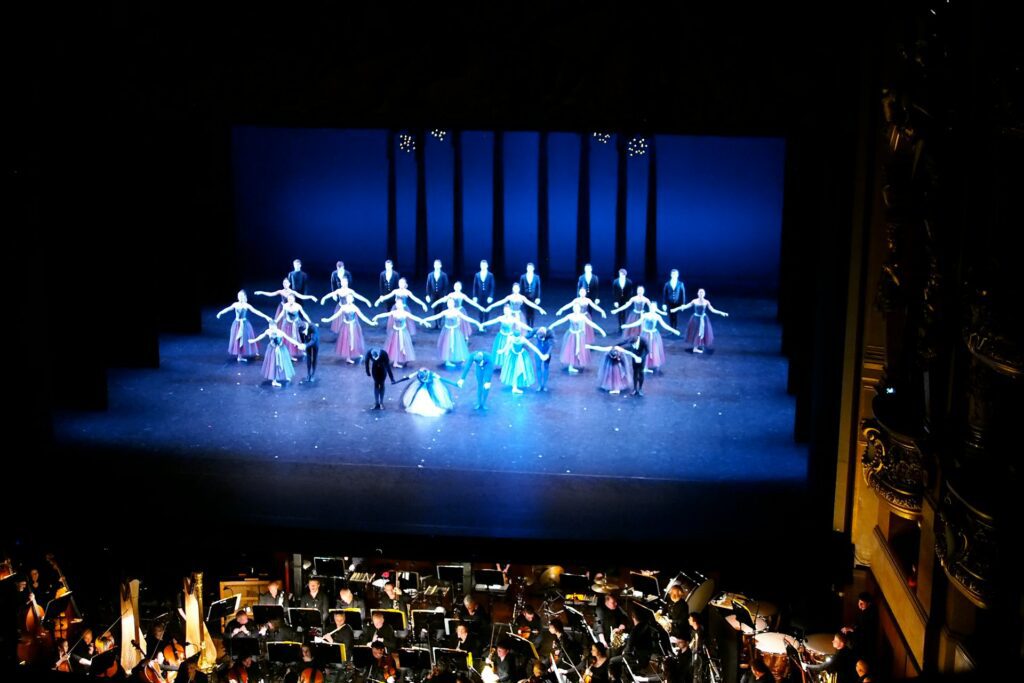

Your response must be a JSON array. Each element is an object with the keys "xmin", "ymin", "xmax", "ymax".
[
  {"xmin": 90, "ymin": 649, "xmax": 117, "ymax": 673},
  {"xmin": 436, "ymin": 565, "xmax": 464, "ymax": 586},
  {"xmin": 43, "ymin": 593, "xmax": 73, "ymax": 625},
  {"xmin": 443, "ymin": 618, "xmax": 461, "ymax": 637},
  {"xmin": 560, "ymin": 574, "xmax": 590, "ymax": 595},
  {"xmin": 311, "ymin": 642, "xmax": 346, "ymax": 665},
  {"xmin": 314, "ymin": 557, "xmax": 347, "ymax": 578},
  {"xmin": 507, "ymin": 633, "xmax": 539, "ymax": 661},
  {"xmin": 207, "ymin": 595, "xmax": 240, "ymax": 624},
  {"xmin": 332, "ymin": 608, "xmax": 363, "ymax": 631},
  {"xmin": 399, "ymin": 647, "xmax": 433, "ymax": 672},
  {"xmin": 412, "ymin": 609, "xmax": 445, "ymax": 634},
  {"xmin": 267, "ymin": 641, "xmax": 303, "ymax": 664},
  {"xmin": 473, "ymin": 569, "xmax": 506, "ymax": 591},
  {"xmin": 349, "ymin": 645, "xmax": 374, "ymax": 669},
  {"xmin": 397, "ymin": 572, "xmax": 421, "ymax": 593},
  {"xmin": 372, "ymin": 608, "xmax": 408, "ymax": 631},
  {"xmin": 227, "ymin": 637, "xmax": 261, "ymax": 660},
  {"xmin": 731, "ymin": 599, "xmax": 757, "ymax": 632},
  {"xmin": 288, "ymin": 607, "xmax": 324, "ymax": 632},
  {"xmin": 252, "ymin": 605, "xmax": 285, "ymax": 626},
  {"xmin": 631, "ymin": 573, "xmax": 659, "ymax": 601},
  {"xmin": 432, "ymin": 647, "xmax": 471, "ymax": 672}
]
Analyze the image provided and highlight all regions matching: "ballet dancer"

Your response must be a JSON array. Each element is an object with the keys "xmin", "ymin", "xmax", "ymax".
[
  {"xmin": 288, "ymin": 258, "xmax": 309, "ymax": 295},
  {"xmin": 379, "ymin": 260, "xmax": 400, "ymax": 309},
  {"xmin": 661, "ymin": 269, "xmax": 686, "ymax": 329},
  {"xmin": 395, "ymin": 367, "xmax": 459, "ymax": 417},
  {"xmin": 517, "ymin": 262, "xmax": 542, "ymax": 327},
  {"xmin": 576, "ymin": 263, "xmax": 600, "ymax": 305},
  {"xmin": 549, "ymin": 304, "xmax": 607, "ymax": 373},
  {"xmin": 497, "ymin": 329, "xmax": 549, "ymax": 394},
  {"xmin": 481, "ymin": 305, "xmax": 532, "ymax": 369},
  {"xmin": 365, "ymin": 347, "xmax": 395, "ymax": 410},
  {"xmin": 249, "ymin": 322, "xmax": 305, "ymax": 387},
  {"xmin": 299, "ymin": 322, "xmax": 319, "ymax": 383},
  {"xmin": 254, "ymin": 279, "xmax": 317, "ymax": 321},
  {"xmin": 471, "ymin": 259, "xmax": 495, "ymax": 324},
  {"xmin": 611, "ymin": 286, "xmax": 661, "ymax": 338},
  {"xmin": 424, "ymin": 259, "xmax": 450, "ymax": 329},
  {"xmin": 275, "ymin": 295, "xmax": 312, "ymax": 360},
  {"xmin": 621, "ymin": 307, "xmax": 680, "ymax": 371},
  {"xmin": 423, "ymin": 299, "xmax": 484, "ymax": 367},
  {"xmin": 586, "ymin": 344, "xmax": 643, "ymax": 394},
  {"xmin": 556, "ymin": 286, "xmax": 607, "ymax": 345},
  {"xmin": 672, "ymin": 288, "xmax": 729, "ymax": 353},
  {"xmin": 526, "ymin": 326, "xmax": 556, "ymax": 392},
  {"xmin": 375, "ymin": 277, "xmax": 429, "ymax": 337},
  {"xmin": 431, "ymin": 281, "xmax": 486, "ymax": 338},
  {"xmin": 215, "ymin": 290, "xmax": 273, "ymax": 362},
  {"xmin": 319, "ymin": 277, "xmax": 374, "ymax": 334},
  {"xmin": 458, "ymin": 351, "xmax": 495, "ymax": 410},
  {"xmin": 611, "ymin": 269, "xmax": 634, "ymax": 328},
  {"xmin": 321, "ymin": 294, "xmax": 378, "ymax": 363},
  {"xmin": 623, "ymin": 334, "xmax": 649, "ymax": 396},
  {"xmin": 486, "ymin": 282, "xmax": 546, "ymax": 325},
  {"xmin": 330, "ymin": 261, "xmax": 354, "ymax": 292},
  {"xmin": 372, "ymin": 301, "xmax": 428, "ymax": 368}
]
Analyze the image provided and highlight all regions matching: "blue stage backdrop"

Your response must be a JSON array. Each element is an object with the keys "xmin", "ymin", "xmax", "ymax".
[{"xmin": 232, "ymin": 127, "xmax": 785, "ymax": 293}]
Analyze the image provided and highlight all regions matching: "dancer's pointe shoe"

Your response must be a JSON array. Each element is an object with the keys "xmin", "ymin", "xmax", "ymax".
[
  {"xmin": 644, "ymin": 368, "xmax": 654, "ymax": 373},
  {"xmin": 271, "ymin": 380, "xmax": 282, "ymax": 387},
  {"xmin": 610, "ymin": 390, "xmax": 620, "ymax": 395},
  {"xmin": 346, "ymin": 359, "xmax": 355, "ymax": 364},
  {"xmin": 568, "ymin": 366, "xmax": 580, "ymax": 374},
  {"xmin": 512, "ymin": 387, "xmax": 523, "ymax": 394},
  {"xmin": 693, "ymin": 347, "xmax": 703, "ymax": 354}
]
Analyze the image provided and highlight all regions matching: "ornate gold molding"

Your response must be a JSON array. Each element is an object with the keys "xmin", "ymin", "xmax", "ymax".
[{"xmin": 934, "ymin": 479, "xmax": 995, "ymax": 609}]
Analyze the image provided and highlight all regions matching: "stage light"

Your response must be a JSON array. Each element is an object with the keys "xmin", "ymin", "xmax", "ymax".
[
  {"xmin": 592, "ymin": 132, "xmax": 612, "ymax": 144},
  {"xmin": 627, "ymin": 136, "xmax": 648, "ymax": 156},
  {"xmin": 399, "ymin": 133, "xmax": 417, "ymax": 153},
  {"xmin": 430, "ymin": 129, "xmax": 448, "ymax": 142}
]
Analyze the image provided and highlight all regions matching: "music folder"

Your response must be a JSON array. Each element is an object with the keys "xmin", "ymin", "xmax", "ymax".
[
  {"xmin": 207, "ymin": 595, "xmax": 240, "ymax": 624},
  {"xmin": 252, "ymin": 605, "xmax": 285, "ymax": 625},
  {"xmin": 288, "ymin": 607, "xmax": 324, "ymax": 630},
  {"xmin": 349, "ymin": 644, "xmax": 374, "ymax": 669},
  {"xmin": 311, "ymin": 641, "xmax": 346, "ymax": 664},
  {"xmin": 330, "ymin": 608, "xmax": 363, "ymax": 631},
  {"xmin": 267, "ymin": 641, "xmax": 303, "ymax": 663},
  {"xmin": 432, "ymin": 647, "xmax": 471, "ymax": 671},
  {"xmin": 227, "ymin": 637, "xmax": 261, "ymax": 660}
]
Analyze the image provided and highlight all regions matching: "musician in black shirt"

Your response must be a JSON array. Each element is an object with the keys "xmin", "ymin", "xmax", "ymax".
[
  {"xmin": 593, "ymin": 595, "xmax": 629, "ymax": 649},
  {"xmin": 379, "ymin": 581, "xmax": 409, "ymax": 614},
  {"xmin": 362, "ymin": 611, "xmax": 398, "ymax": 652},
  {"xmin": 322, "ymin": 610, "xmax": 354, "ymax": 654},
  {"xmin": 451, "ymin": 622, "xmax": 481, "ymax": 657},
  {"xmin": 514, "ymin": 604, "xmax": 544, "ymax": 649},
  {"xmin": 299, "ymin": 577, "xmax": 330, "ymax": 624},
  {"xmin": 545, "ymin": 619, "xmax": 582, "ymax": 666}
]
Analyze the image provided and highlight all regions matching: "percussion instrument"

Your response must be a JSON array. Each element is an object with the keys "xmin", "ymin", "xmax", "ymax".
[
  {"xmin": 801, "ymin": 633, "xmax": 836, "ymax": 665},
  {"xmin": 752, "ymin": 632, "xmax": 797, "ymax": 682},
  {"xmin": 591, "ymin": 580, "xmax": 620, "ymax": 594},
  {"xmin": 538, "ymin": 566, "xmax": 564, "ymax": 587}
]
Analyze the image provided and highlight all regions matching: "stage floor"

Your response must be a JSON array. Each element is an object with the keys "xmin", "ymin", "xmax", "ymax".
[{"xmin": 54, "ymin": 287, "xmax": 808, "ymax": 541}]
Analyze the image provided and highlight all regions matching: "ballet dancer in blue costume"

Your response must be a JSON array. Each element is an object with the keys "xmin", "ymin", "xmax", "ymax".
[
  {"xmin": 249, "ymin": 321, "xmax": 306, "ymax": 387},
  {"xmin": 671, "ymin": 288, "xmax": 729, "ymax": 354},
  {"xmin": 486, "ymin": 282, "xmax": 546, "ymax": 326},
  {"xmin": 481, "ymin": 305, "xmax": 532, "ymax": 369},
  {"xmin": 422, "ymin": 299, "xmax": 485, "ymax": 367},
  {"xmin": 216, "ymin": 289, "xmax": 273, "ymax": 362},
  {"xmin": 496, "ymin": 329, "xmax": 549, "ymax": 394},
  {"xmin": 394, "ymin": 367, "xmax": 460, "ymax": 417}
]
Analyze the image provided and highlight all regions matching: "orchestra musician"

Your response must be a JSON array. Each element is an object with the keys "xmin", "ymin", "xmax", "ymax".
[
  {"xmin": 622, "ymin": 609, "xmax": 671, "ymax": 670},
  {"xmin": 546, "ymin": 619, "xmax": 582, "ymax": 665},
  {"xmin": 593, "ymin": 594, "xmax": 629, "ymax": 650},
  {"xmin": 451, "ymin": 622, "xmax": 481, "ymax": 656},
  {"xmin": 225, "ymin": 609, "xmax": 265, "ymax": 639},
  {"xmin": 490, "ymin": 639, "xmax": 518, "ymax": 683},
  {"xmin": 739, "ymin": 659, "xmax": 772, "ymax": 683},
  {"xmin": 322, "ymin": 610, "xmax": 354, "ymax": 653},
  {"xmin": 226, "ymin": 654, "xmax": 254, "ymax": 683},
  {"xmin": 801, "ymin": 632, "xmax": 858, "ymax": 683},
  {"xmin": 688, "ymin": 613, "xmax": 709, "ymax": 683},
  {"xmin": 459, "ymin": 596, "xmax": 490, "ymax": 639},
  {"xmin": 300, "ymin": 577, "xmax": 331, "ymax": 623},
  {"xmin": 178, "ymin": 660, "xmax": 209, "ymax": 683},
  {"xmin": 362, "ymin": 611, "xmax": 398, "ymax": 652},
  {"xmin": 379, "ymin": 581, "xmax": 409, "ymax": 614},
  {"xmin": 368, "ymin": 641, "xmax": 400, "ymax": 683},
  {"xmin": 258, "ymin": 580, "xmax": 290, "ymax": 608},
  {"xmin": 514, "ymin": 605, "xmax": 544, "ymax": 649},
  {"xmin": 583, "ymin": 642, "xmax": 610, "ymax": 683},
  {"xmin": 665, "ymin": 585, "xmax": 691, "ymax": 643},
  {"xmin": 336, "ymin": 585, "xmax": 367, "ymax": 617}
]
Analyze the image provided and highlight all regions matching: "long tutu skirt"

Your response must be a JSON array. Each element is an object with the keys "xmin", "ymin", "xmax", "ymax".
[
  {"xmin": 460, "ymin": 317, "xmax": 475, "ymax": 337},
  {"xmin": 492, "ymin": 331, "xmax": 512, "ymax": 368},
  {"xmin": 559, "ymin": 330, "xmax": 590, "ymax": 367},
  {"xmin": 437, "ymin": 326, "xmax": 470, "ymax": 363},
  {"xmin": 335, "ymin": 321, "xmax": 366, "ymax": 360},
  {"xmin": 597, "ymin": 356, "xmax": 630, "ymax": 392},
  {"xmin": 389, "ymin": 311, "xmax": 417, "ymax": 336},
  {"xmin": 685, "ymin": 315, "xmax": 715, "ymax": 347},
  {"xmin": 623, "ymin": 310, "xmax": 642, "ymax": 337},
  {"xmin": 330, "ymin": 303, "xmax": 344, "ymax": 333},
  {"xmin": 280, "ymin": 319, "xmax": 303, "ymax": 357},
  {"xmin": 384, "ymin": 327, "xmax": 416, "ymax": 365},
  {"xmin": 500, "ymin": 349, "xmax": 537, "ymax": 388},
  {"xmin": 643, "ymin": 330, "xmax": 667, "ymax": 369},
  {"xmin": 583, "ymin": 312, "xmax": 596, "ymax": 344},
  {"xmin": 402, "ymin": 380, "xmax": 454, "ymax": 416},
  {"xmin": 228, "ymin": 320, "xmax": 259, "ymax": 357},
  {"xmin": 261, "ymin": 344, "xmax": 295, "ymax": 382}
]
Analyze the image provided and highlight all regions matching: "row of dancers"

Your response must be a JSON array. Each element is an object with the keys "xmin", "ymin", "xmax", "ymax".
[{"xmin": 215, "ymin": 261, "xmax": 729, "ymax": 395}]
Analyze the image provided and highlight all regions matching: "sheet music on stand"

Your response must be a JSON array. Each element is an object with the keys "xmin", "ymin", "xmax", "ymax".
[
  {"xmin": 207, "ymin": 595, "xmax": 240, "ymax": 624},
  {"xmin": 624, "ymin": 657, "xmax": 665, "ymax": 683},
  {"xmin": 311, "ymin": 641, "xmax": 346, "ymax": 665}
]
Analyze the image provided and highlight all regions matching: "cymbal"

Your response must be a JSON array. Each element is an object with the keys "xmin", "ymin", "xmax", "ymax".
[
  {"xmin": 592, "ymin": 582, "xmax": 620, "ymax": 594},
  {"xmin": 538, "ymin": 566, "xmax": 564, "ymax": 587}
]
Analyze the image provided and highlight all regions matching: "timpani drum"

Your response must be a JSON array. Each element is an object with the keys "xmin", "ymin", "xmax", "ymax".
[
  {"xmin": 802, "ymin": 633, "xmax": 837, "ymax": 665},
  {"xmin": 752, "ymin": 632, "xmax": 797, "ymax": 682}
]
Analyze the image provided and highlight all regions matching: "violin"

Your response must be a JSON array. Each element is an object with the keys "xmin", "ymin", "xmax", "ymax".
[{"xmin": 299, "ymin": 666, "xmax": 326, "ymax": 683}]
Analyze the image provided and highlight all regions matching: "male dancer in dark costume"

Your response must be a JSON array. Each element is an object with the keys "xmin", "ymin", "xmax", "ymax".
[
  {"xmin": 577, "ymin": 263, "xmax": 600, "ymax": 306},
  {"xmin": 288, "ymin": 259, "xmax": 309, "ymax": 295},
  {"xmin": 611, "ymin": 269, "xmax": 634, "ymax": 328},
  {"xmin": 425, "ymin": 259, "xmax": 450, "ymax": 329},
  {"xmin": 458, "ymin": 351, "xmax": 494, "ymax": 410},
  {"xmin": 527, "ymin": 326, "xmax": 555, "ymax": 392},
  {"xmin": 625, "ymin": 335, "xmax": 649, "ymax": 397},
  {"xmin": 299, "ymin": 322, "xmax": 320, "ymax": 383},
  {"xmin": 379, "ymin": 260, "xmax": 401, "ymax": 310},
  {"xmin": 365, "ymin": 347, "xmax": 396, "ymax": 409},
  {"xmin": 661, "ymin": 269, "xmax": 687, "ymax": 329},
  {"xmin": 517, "ymin": 262, "xmax": 542, "ymax": 327},
  {"xmin": 472, "ymin": 259, "xmax": 495, "ymax": 324}
]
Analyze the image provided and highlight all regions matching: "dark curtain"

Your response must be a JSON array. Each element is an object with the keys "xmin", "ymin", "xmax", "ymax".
[
  {"xmin": 414, "ymin": 129, "xmax": 428, "ymax": 276},
  {"xmin": 386, "ymin": 129, "xmax": 397, "ymax": 261},
  {"xmin": 492, "ymin": 131, "xmax": 505, "ymax": 274},
  {"xmin": 644, "ymin": 136, "xmax": 658, "ymax": 282},
  {"xmin": 452, "ymin": 130, "xmax": 464, "ymax": 278},
  {"xmin": 576, "ymin": 133, "xmax": 591, "ymax": 272},
  {"xmin": 615, "ymin": 134, "xmax": 628, "ymax": 273},
  {"xmin": 537, "ymin": 131, "xmax": 550, "ymax": 279}
]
